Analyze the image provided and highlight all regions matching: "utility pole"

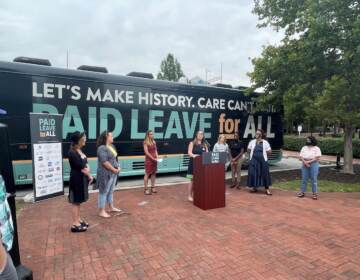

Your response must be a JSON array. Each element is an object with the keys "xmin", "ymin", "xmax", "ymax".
[
  {"xmin": 205, "ymin": 69, "xmax": 211, "ymax": 84},
  {"xmin": 220, "ymin": 62, "xmax": 223, "ymax": 83},
  {"xmin": 66, "ymin": 50, "xmax": 69, "ymax": 68}
]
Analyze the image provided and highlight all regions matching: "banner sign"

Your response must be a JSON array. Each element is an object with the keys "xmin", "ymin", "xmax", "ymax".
[
  {"xmin": 30, "ymin": 113, "xmax": 64, "ymax": 201},
  {"xmin": 30, "ymin": 81, "xmax": 283, "ymax": 150}
]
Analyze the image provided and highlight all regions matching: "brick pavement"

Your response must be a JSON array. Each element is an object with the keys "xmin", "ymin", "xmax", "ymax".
[{"xmin": 18, "ymin": 185, "xmax": 360, "ymax": 280}]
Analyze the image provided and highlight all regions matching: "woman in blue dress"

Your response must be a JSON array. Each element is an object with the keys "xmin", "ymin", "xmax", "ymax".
[{"xmin": 247, "ymin": 129, "xmax": 272, "ymax": 195}]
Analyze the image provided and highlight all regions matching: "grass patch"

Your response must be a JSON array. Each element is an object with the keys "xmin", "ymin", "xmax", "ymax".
[{"xmin": 273, "ymin": 180, "xmax": 360, "ymax": 192}]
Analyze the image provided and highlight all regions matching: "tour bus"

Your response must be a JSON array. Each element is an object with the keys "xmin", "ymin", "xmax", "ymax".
[{"xmin": 0, "ymin": 57, "xmax": 283, "ymax": 186}]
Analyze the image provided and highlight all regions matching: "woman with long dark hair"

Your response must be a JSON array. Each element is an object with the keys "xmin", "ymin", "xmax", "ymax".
[
  {"xmin": 96, "ymin": 131, "xmax": 122, "ymax": 218},
  {"xmin": 247, "ymin": 129, "xmax": 273, "ymax": 195},
  {"xmin": 143, "ymin": 130, "xmax": 159, "ymax": 195},
  {"xmin": 186, "ymin": 131, "xmax": 209, "ymax": 201},
  {"xmin": 68, "ymin": 131, "xmax": 93, "ymax": 232}
]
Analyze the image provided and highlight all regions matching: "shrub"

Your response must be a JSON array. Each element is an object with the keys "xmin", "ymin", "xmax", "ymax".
[{"xmin": 283, "ymin": 135, "xmax": 360, "ymax": 158}]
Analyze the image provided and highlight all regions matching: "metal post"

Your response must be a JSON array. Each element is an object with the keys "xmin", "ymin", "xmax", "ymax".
[
  {"xmin": 336, "ymin": 153, "xmax": 341, "ymax": 170},
  {"xmin": 220, "ymin": 63, "xmax": 222, "ymax": 83},
  {"xmin": 66, "ymin": 50, "xmax": 69, "ymax": 69}
]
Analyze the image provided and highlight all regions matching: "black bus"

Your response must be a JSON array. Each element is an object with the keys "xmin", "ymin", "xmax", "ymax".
[{"xmin": 0, "ymin": 58, "xmax": 283, "ymax": 186}]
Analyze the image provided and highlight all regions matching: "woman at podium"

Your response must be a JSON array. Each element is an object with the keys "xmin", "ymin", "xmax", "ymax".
[
  {"xmin": 247, "ymin": 129, "xmax": 272, "ymax": 195},
  {"xmin": 186, "ymin": 131, "xmax": 209, "ymax": 201}
]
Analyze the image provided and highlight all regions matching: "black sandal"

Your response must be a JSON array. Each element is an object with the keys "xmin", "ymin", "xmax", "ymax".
[
  {"xmin": 144, "ymin": 188, "xmax": 152, "ymax": 195},
  {"xmin": 80, "ymin": 220, "xmax": 89, "ymax": 228},
  {"xmin": 71, "ymin": 224, "xmax": 87, "ymax": 233},
  {"xmin": 265, "ymin": 189, "xmax": 272, "ymax": 196},
  {"xmin": 297, "ymin": 192, "xmax": 305, "ymax": 198},
  {"xmin": 312, "ymin": 193, "xmax": 318, "ymax": 200},
  {"xmin": 151, "ymin": 187, "xmax": 158, "ymax": 194}
]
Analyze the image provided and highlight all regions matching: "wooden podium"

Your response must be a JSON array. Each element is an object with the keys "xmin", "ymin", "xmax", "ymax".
[{"xmin": 193, "ymin": 152, "xmax": 226, "ymax": 210}]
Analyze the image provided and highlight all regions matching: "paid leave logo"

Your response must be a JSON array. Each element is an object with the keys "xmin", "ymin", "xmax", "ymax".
[{"xmin": 38, "ymin": 117, "xmax": 56, "ymax": 137}]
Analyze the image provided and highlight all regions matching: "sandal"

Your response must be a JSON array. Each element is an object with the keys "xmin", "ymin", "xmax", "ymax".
[
  {"xmin": 297, "ymin": 192, "xmax": 305, "ymax": 198},
  {"xmin": 80, "ymin": 220, "xmax": 89, "ymax": 228},
  {"xmin": 312, "ymin": 193, "xmax": 318, "ymax": 200},
  {"xmin": 151, "ymin": 187, "xmax": 158, "ymax": 194},
  {"xmin": 236, "ymin": 185, "xmax": 241, "ymax": 190},
  {"xmin": 71, "ymin": 224, "xmax": 87, "ymax": 233},
  {"xmin": 265, "ymin": 189, "xmax": 272, "ymax": 196},
  {"xmin": 230, "ymin": 184, "xmax": 236, "ymax": 189},
  {"xmin": 144, "ymin": 188, "xmax": 152, "ymax": 195}
]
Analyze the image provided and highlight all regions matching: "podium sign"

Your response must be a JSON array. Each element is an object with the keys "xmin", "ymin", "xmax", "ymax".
[
  {"xmin": 202, "ymin": 152, "xmax": 227, "ymax": 165},
  {"xmin": 30, "ymin": 113, "xmax": 64, "ymax": 202},
  {"xmin": 193, "ymin": 152, "xmax": 226, "ymax": 210}
]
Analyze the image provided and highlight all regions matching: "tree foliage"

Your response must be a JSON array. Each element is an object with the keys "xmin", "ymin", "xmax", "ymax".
[
  {"xmin": 249, "ymin": 0, "xmax": 360, "ymax": 173},
  {"xmin": 157, "ymin": 53, "xmax": 184, "ymax": 82}
]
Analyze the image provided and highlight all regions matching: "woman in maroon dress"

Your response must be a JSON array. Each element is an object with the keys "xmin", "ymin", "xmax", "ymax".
[{"xmin": 143, "ymin": 130, "xmax": 159, "ymax": 195}]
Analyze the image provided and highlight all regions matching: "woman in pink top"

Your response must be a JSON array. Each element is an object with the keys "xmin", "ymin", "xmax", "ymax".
[{"xmin": 298, "ymin": 136, "xmax": 322, "ymax": 200}]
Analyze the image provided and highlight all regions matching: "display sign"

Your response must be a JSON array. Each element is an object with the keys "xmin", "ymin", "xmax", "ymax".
[
  {"xmin": 30, "ymin": 113, "xmax": 64, "ymax": 201},
  {"xmin": 202, "ymin": 152, "xmax": 227, "ymax": 165}
]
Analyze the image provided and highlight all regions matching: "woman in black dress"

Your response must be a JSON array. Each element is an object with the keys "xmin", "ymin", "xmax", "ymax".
[
  {"xmin": 186, "ymin": 131, "xmax": 209, "ymax": 202},
  {"xmin": 68, "ymin": 131, "xmax": 93, "ymax": 232},
  {"xmin": 247, "ymin": 129, "xmax": 272, "ymax": 195}
]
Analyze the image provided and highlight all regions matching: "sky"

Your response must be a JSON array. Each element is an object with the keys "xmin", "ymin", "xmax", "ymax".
[{"xmin": 0, "ymin": 0, "xmax": 283, "ymax": 87}]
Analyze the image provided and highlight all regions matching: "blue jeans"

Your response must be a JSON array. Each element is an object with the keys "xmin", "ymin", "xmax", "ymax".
[
  {"xmin": 98, "ymin": 174, "xmax": 117, "ymax": 209},
  {"xmin": 301, "ymin": 161, "xmax": 319, "ymax": 193}
]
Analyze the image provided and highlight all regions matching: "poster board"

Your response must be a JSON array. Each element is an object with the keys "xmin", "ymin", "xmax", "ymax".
[{"xmin": 30, "ymin": 113, "xmax": 64, "ymax": 201}]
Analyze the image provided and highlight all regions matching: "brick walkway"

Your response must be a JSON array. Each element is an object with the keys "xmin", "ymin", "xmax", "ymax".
[
  {"xmin": 283, "ymin": 150, "xmax": 360, "ymax": 165},
  {"xmin": 18, "ymin": 185, "xmax": 360, "ymax": 280}
]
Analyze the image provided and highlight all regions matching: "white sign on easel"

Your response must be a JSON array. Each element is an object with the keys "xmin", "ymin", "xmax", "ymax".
[{"xmin": 30, "ymin": 113, "xmax": 64, "ymax": 202}]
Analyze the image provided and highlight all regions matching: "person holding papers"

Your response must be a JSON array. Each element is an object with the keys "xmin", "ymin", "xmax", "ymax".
[
  {"xmin": 143, "ymin": 130, "xmax": 159, "ymax": 195},
  {"xmin": 213, "ymin": 134, "xmax": 231, "ymax": 171}
]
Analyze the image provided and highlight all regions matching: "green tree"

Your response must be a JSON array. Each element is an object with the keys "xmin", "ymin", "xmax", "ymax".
[
  {"xmin": 249, "ymin": 0, "xmax": 360, "ymax": 173},
  {"xmin": 157, "ymin": 53, "xmax": 184, "ymax": 82}
]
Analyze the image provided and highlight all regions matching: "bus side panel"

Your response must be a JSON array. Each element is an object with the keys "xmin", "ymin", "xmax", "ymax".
[{"xmin": 12, "ymin": 154, "xmax": 187, "ymax": 185}]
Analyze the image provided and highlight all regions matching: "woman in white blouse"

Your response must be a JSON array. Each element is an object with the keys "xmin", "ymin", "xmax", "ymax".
[
  {"xmin": 213, "ymin": 134, "xmax": 231, "ymax": 170},
  {"xmin": 298, "ymin": 136, "xmax": 322, "ymax": 200},
  {"xmin": 247, "ymin": 129, "xmax": 272, "ymax": 195}
]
